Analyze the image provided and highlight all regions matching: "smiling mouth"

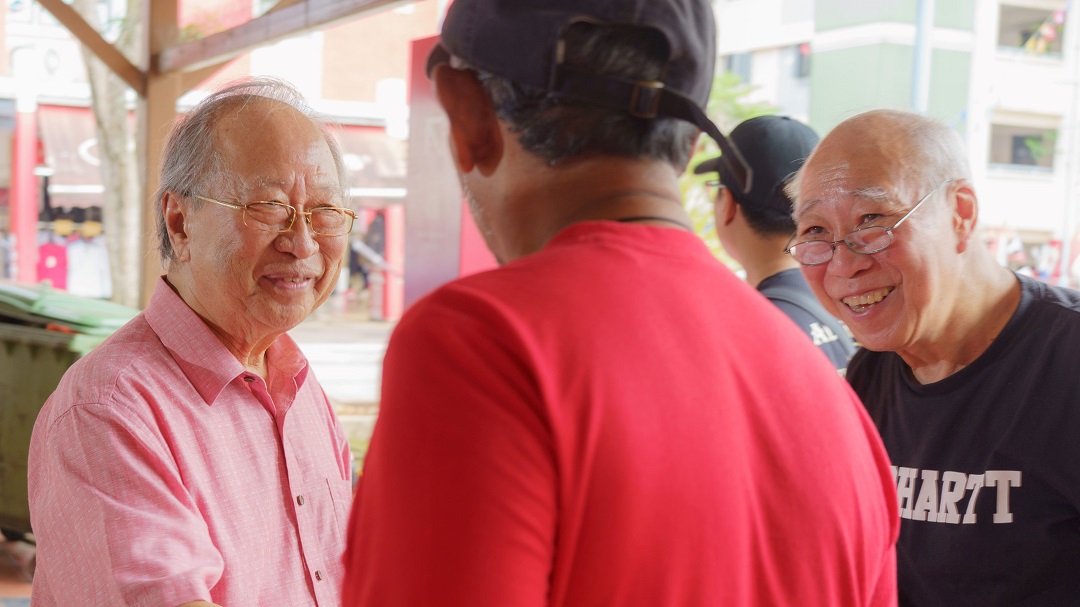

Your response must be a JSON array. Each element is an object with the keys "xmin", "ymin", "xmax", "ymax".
[
  {"xmin": 841, "ymin": 288, "xmax": 893, "ymax": 313},
  {"xmin": 265, "ymin": 274, "xmax": 317, "ymax": 290}
]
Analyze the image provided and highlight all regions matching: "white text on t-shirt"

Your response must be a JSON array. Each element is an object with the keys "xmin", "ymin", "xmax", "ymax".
[{"xmin": 890, "ymin": 466, "xmax": 1021, "ymax": 524}]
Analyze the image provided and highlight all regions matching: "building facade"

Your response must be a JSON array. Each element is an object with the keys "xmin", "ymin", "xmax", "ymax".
[
  {"xmin": 0, "ymin": 0, "xmax": 442, "ymax": 316},
  {"xmin": 715, "ymin": 0, "xmax": 1080, "ymax": 285}
]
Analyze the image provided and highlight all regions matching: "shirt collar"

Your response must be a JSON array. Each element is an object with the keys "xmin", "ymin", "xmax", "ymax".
[
  {"xmin": 144, "ymin": 277, "xmax": 309, "ymax": 405},
  {"xmin": 268, "ymin": 332, "xmax": 310, "ymax": 387}
]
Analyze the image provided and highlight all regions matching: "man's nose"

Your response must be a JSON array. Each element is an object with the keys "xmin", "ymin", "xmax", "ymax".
[
  {"xmin": 827, "ymin": 242, "xmax": 874, "ymax": 277},
  {"xmin": 276, "ymin": 215, "xmax": 319, "ymax": 258}
]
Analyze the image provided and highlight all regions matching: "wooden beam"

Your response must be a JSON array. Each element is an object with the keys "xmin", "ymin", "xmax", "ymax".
[
  {"xmin": 36, "ymin": 0, "xmax": 146, "ymax": 96},
  {"xmin": 156, "ymin": 0, "xmax": 410, "ymax": 74},
  {"xmin": 140, "ymin": 0, "xmax": 181, "ymax": 307},
  {"xmin": 176, "ymin": 0, "xmax": 305, "ymax": 89},
  {"xmin": 268, "ymin": 0, "xmax": 306, "ymax": 12}
]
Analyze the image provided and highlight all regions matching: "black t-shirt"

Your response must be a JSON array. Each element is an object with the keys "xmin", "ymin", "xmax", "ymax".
[
  {"xmin": 758, "ymin": 269, "xmax": 856, "ymax": 374},
  {"xmin": 848, "ymin": 273, "xmax": 1080, "ymax": 606}
]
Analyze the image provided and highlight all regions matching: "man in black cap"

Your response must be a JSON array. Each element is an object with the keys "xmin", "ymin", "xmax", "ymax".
[
  {"xmin": 342, "ymin": 2, "xmax": 898, "ymax": 605},
  {"xmin": 696, "ymin": 116, "xmax": 856, "ymax": 374}
]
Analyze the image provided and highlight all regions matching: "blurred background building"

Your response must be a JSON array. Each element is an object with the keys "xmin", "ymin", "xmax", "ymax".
[
  {"xmin": 0, "ymin": 0, "xmax": 447, "ymax": 317},
  {"xmin": 716, "ymin": 0, "xmax": 1080, "ymax": 285},
  {"xmin": 2, "ymin": 0, "xmax": 1080, "ymax": 310}
]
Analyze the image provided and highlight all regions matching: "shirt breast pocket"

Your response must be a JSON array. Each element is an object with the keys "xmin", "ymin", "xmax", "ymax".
[{"xmin": 326, "ymin": 477, "xmax": 354, "ymax": 545}]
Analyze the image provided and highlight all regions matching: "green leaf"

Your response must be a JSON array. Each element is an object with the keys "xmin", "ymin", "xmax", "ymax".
[{"xmin": 680, "ymin": 70, "xmax": 777, "ymax": 270}]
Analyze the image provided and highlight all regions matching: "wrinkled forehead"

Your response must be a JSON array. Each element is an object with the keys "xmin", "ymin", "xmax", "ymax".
[
  {"xmin": 793, "ymin": 185, "xmax": 898, "ymax": 227},
  {"xmin": 214, "ymin": 102, "xmax": 338, "ymax": 192},
  {"xmin": 215, "ymin": 99, "xmax": 320, "ymax": 155},
  {"xmin": 793, "ymin": 131, "xmax": 909, "ymax": 217}
]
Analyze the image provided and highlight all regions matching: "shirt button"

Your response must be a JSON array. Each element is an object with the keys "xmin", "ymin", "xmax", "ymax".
[
  {"xmin": 296, "ymin": 495, "xmax": 305, "ymax": 506},
  {"xmin": 243, "ymin": 376, "xmax": 255, "ymax": 383},
  {"xmin": 315, "ymin": 570, "xmax": 323, "ymax": 581}
]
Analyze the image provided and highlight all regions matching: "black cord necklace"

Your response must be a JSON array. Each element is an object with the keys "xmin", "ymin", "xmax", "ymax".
[{"xmin": 615, "ymin": 215, "xmax": 693, "ymax": 231}]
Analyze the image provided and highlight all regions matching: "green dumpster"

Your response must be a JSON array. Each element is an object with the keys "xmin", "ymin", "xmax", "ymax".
[{"xmin": 0, "ymin": 280, "xmax": 139, "ymax": 534}]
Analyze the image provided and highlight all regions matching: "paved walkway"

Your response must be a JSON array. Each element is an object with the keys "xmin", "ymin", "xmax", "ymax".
[
  {"xmin": 290, "ymin": 311, "xmax": 394, "ymax": 463},
  {"xmin": 290, "ymin": 311, "xmax": 394, "ymax": 409}
]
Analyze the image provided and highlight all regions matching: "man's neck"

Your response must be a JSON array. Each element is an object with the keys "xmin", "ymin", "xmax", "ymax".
[
  {"xmin": 504, "ymin": 156, "xmax": 692, "ymax": 260},
  {"xmin": 737, "ymin": 236, "xmax": 801, "ymax": 288},
  {"xmin": 901, "ymin": 261, "xmax": 1021, "ymax": 384}
]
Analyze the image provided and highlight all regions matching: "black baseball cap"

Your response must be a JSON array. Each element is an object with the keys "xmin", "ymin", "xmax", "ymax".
[
  {"xmin": 426, "ymin": 0, "xmax": 752, "ymax": 194},
  {"xmin": 694, "ymin": 116, "xmax": 818, "ymax": 215}
]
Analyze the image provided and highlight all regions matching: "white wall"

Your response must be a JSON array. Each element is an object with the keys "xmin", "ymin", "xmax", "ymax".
[
  {"xmin": 979, "ymin": 170, "xmax": 1063, "ymax": 233},
  {"xmin": 716, "ymin": 0, "xmax": 814, "ymax": 54},
  {"xmin": 715, "ymin": 0, "xmax": 814, "ymax": 120}
]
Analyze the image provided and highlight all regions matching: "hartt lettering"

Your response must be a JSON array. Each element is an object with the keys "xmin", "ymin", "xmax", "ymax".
[{"xmin": 889, "ymin": 466, "xmax": 1020, "ymax": 524}]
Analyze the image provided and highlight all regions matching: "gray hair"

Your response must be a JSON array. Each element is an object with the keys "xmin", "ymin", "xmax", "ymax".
[
  {"xmin": 153, "ymin": 77, "xmax": 348, "ymax": 263},
  {"xmin": 463, "ymin": 22, "xmax": 701, "ymax": 169}
]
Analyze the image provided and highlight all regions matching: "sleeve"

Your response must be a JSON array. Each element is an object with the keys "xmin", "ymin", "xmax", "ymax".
[
  {"xmin": 29, "ymin": 402, "xmax": 223, "ymax": 607},
  {"xmin": 342, "ymin": 299, "xmax": 556, "ymax": 606}
]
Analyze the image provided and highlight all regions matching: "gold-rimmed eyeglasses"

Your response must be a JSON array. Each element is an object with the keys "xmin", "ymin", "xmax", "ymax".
[
  {"xmin": 784, "ymin": 179, "xmax": 954, "ymax": 266},
  {"xmin": 193, "ymin": 194, "xmax": 357, "ymax": 237}
]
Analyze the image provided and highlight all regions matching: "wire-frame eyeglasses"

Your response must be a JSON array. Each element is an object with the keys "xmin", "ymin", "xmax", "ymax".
[
  {"xmin": 193, "ymin": 194, "xmax": 357, "ymax": 237},
  {"xmin": 704, "ymin": 179, "xmax": 728, "ymax": 200},
  {"xmin": 784, "ymin": 179, "xmax": 954, "ymax": 266}
]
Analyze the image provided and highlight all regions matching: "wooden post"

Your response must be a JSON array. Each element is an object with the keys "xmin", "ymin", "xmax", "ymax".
[{"xmin": 139, "ymin": 0, "xmax": 181, "ymax": 306}]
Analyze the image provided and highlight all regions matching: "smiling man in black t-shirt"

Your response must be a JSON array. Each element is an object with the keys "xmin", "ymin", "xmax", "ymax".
[{"xmin": 787, "ymin": 108, "xmax": 1080, "ymax": 606}]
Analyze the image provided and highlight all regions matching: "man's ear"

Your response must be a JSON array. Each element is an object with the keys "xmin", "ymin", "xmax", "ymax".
[
  {"xmin": 432, "ymin": 65, "xmax": 503, "ymax": 176},
  {"xmin": 715, "ymin": 189, "xmax": 738, "ymax": 227},
  {"xmin": 952, "ymin": 182, "xmax": 979, "ymax": 253},
  {"xmin": 164, "ymin": 192, "xmax": 192, "ymax": 263}
]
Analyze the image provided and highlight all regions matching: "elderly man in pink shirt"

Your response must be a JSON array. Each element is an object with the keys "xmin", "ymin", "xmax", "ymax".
[{"xmin": 27, "ymin": 78, "xmax": 355, "ymax": 607}]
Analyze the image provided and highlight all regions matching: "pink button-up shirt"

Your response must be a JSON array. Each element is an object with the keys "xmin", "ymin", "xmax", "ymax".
[{"xmin": 28, "ymin": 278, "xmax": 352, "ymax": 607}]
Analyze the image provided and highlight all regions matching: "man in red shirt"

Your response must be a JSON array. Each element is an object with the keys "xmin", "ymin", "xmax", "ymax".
[
  {"xmin": 343, "ymin": 1, "xmax": 899, "ymax": 605},
  {"xmin": 29, "ymin": 78, "xmax": 355, "ymax": 607}
]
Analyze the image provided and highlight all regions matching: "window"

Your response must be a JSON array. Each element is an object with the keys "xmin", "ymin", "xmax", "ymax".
[
  {"xmin": 998, "ymin": 3, "xmax": 1066, "ymax": 57},
  {"xmin": 989, "ymin": 124, "xmax": 1058, "ymax": 171},
  {"xmin": 1010, "ymin": 136, "xmax": 1037, "ymax": 165},
  {"xmin": 724, "ymin": 52, "xmax": 752, "ymax": 83}
]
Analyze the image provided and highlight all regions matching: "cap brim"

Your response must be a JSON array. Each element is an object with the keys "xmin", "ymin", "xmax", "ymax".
[
  {"xmin": 693, "ymin": 157, "xmax": 724, "ymax": 175},
  {"xmin": 425, "ymin": 42, "xmax": 450, "ymax": 79}
]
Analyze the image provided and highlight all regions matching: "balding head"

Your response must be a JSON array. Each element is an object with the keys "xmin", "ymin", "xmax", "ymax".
[
  {"xmin": 784, "ymin": 109, "xmax": 1003, "ymax": 359},
  {"xmin": 788, "ymin": 110, "xmax": 971, "ymax": 211}
]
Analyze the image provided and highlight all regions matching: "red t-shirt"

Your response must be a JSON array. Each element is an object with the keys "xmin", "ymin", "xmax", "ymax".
[{"xmin": 344, "ymin": 222, "xmax": 898, "ymax": 606}]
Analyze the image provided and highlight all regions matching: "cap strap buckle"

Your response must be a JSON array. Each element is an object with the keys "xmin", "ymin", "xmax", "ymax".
[{"xmin": 629, "ymin": 80, "xmax": 665, "ymax": 118}]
